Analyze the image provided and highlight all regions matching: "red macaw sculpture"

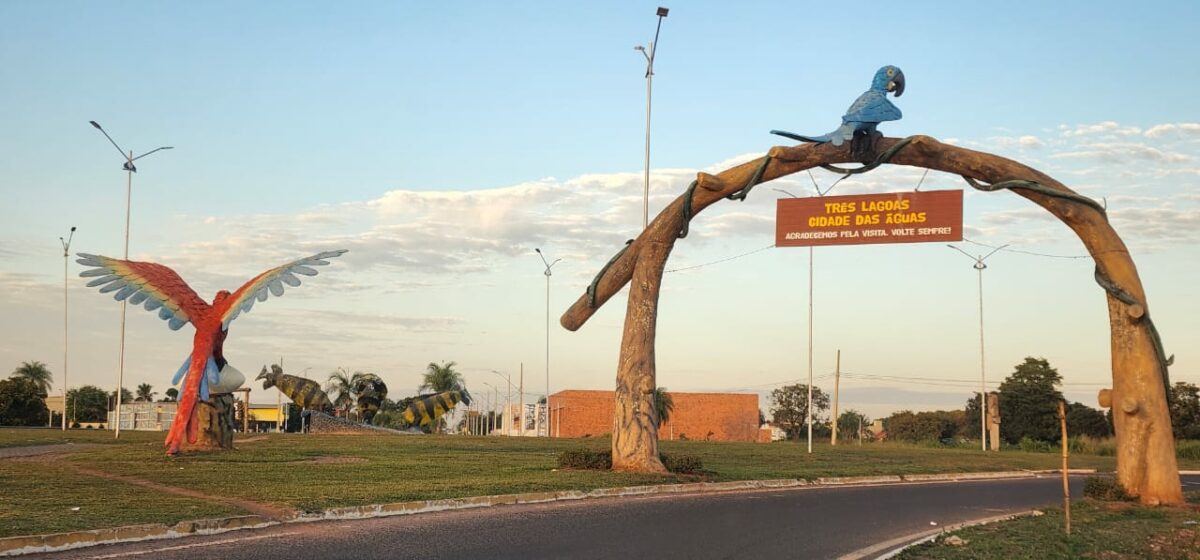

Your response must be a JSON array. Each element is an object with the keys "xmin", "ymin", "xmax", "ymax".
[{"xmin": 77, "ymin": 250, "xmax": 347, "ymax": 455}]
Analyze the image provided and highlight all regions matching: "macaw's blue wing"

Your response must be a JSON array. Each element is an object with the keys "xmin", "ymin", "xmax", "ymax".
[{"xmin": 842, "ymin": 90, "xmax": 901, "ymax": 124}]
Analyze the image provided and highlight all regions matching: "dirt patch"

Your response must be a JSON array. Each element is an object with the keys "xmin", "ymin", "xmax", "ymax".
[
  {"xmin": 0, "ymin": 443, "xmax": 101, "ymax": 460},
  {"xmin": 297, "ymin": 456, "xmax": 368, "ymax": 465},
  {"xmin": 63, "ymin": 463, "xmax": 297, "ymax": 521}
]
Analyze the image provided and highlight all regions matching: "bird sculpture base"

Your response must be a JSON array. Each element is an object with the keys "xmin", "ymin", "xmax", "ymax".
[{"xmin": 178, "ymin": 394, "xmax": 236, "ymax": 452}]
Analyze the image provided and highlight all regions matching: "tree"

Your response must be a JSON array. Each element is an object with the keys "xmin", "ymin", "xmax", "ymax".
[
  {"xmin": 653, "ymin": 387, "xmax": 674, "ymax": 428},
  {"xmin": 1168, "ymin": 382, "xmax": 1200, "ymax": 440},
  {"xmin": 0, "ymin": 378, "xmax": 49, "ymax": 426},
  {"xmin": 1066, "ymin": 401, "xmax": 1111, "ymax": 438},
  {"xmin": 885, "ymin": 410, "xmax": 960, "ymax": 442},
  {"xmin": 420, "ymin": 361, "xmax": 463, "ymax": 393},
  {"xmin": 11, "ymin": 361, "xmax": 52, "ymax": 395},
  {"xmin": 135, "ymin": 383, "xmax": 155, "ymax": 402},
  {"xmin": 108, "ymin": 388, "xmax": 134, "ymax": 412},
  {"xmin": 68, "ymin": 386, "xmax": 109, "ymax": 423},
  {"xmin": 325, "ymin": 368, "xmax": 356, "ymax": 417},
  {"xmin": 997, "ymin": 357, "xmax": 1064, "ymax": 444},
  {"xmin": 769, "ymin": 384, "xmax": 830, "ymax": 440},
  {"xmin": 164, "ymin": 388, "xmax": 179, "ymax": 402},
  {"xmin": 837, "ymin": 410, "xmax": 870, "ymax": 442}
]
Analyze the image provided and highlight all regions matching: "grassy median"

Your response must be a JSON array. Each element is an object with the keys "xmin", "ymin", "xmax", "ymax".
[
  {"xmin": 2, "ymin": 428, "xmax": 1199, "ymax": 539},
  {"xmin": 896, "ymin": 492, "xmax": 1200, "ymax": 559}
]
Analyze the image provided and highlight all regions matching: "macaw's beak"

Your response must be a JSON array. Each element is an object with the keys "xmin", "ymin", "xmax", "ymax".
[{"xmin": 890, "ymin": 70, "xmax": 906, "ymax": 97}]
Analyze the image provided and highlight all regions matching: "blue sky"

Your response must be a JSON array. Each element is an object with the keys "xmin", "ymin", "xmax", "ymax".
[{"xmin": 2, "ymin": 1, "xmax": 1198, "ymax": 418}]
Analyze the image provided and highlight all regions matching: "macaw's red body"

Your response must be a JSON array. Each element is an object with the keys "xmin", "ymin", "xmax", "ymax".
[{"xmin": 77, "ymin": 250, "xmax": 347, "ymax": 455}]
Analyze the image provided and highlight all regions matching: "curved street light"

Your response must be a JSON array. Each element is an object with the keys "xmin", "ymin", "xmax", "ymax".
[
  {"xmin": 89, "ymin": 120, "xmax": 173, "ymax": 439},
  {"xmin": 535, "ymin": 248, "xmax": 561, "ymax": 436}
]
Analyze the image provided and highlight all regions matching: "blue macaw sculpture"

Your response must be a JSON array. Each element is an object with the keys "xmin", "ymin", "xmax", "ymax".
[{"xmin": 772, "ymin": 65, "xmax": 905, "ymax": 147}]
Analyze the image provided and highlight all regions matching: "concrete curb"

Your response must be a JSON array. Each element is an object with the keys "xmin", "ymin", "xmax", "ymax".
[
  {"xmin": 0, "ymin": 469, "xmax": 1105, "ymax": 557},
  {"xmin": 837, "ymin": 510, "xmax": 1043, "ymax": 560},
  {"xmin": 0, "ymin": 515, "xmax": 275, "ymax": 558}
]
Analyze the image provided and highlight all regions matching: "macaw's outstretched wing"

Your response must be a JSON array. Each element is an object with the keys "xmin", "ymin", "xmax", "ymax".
[
  {"xmin": 842, "ymin": 90, "xmax": 901, "ymax": 124},
  {"xmin": 76, "ymin": 253, "xmax": 210, "ymax": 331},
  {"xmin": 402, "ymin": 388, "xmax": 471, "ymax": 427},
  {"xmin": 218, "ymin": 250, "xmax": 348, "ymax": 329}
]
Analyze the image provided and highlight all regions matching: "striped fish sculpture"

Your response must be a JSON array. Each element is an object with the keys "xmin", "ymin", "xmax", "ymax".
[
  {"xmin": 77, "ymin": 249, "xmax": 347, "ymax": 455},
  {"xmin": 256, "ymin": 365, "xmax": 332, "ymax": 412},
  {"xmin": 402, "ymin": 386, "xmax": 472, "ymax": 428},
  {"xmin": 351, "ymin": 373, "xmax": 388, "ymax": 424}
]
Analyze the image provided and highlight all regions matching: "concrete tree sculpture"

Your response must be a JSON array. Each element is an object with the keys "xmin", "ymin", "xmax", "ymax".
[{"xmin": 560, "ymin": 70, "xmax": 1180, "ymax": 504}]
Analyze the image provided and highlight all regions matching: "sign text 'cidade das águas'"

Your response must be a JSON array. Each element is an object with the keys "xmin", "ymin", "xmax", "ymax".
[{"xmin": 775, "ymin": 190, "xmax": 963, "ymax": 247}]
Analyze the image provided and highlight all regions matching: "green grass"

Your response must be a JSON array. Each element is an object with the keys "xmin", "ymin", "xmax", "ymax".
[
  {"xmin": 2, "ymin": 428, "xmax": 1198, "ymax": 540},
  {"xmin": 0, "ymin": 427, "xmax": 162, "ymax": 448},
  {"xmin": 0, "ymin": 459, "xmax": 241, "ymax": 538},
  {"xmin": 896, "ymin": 493, "xmax": 1200, "ymax": 559}
]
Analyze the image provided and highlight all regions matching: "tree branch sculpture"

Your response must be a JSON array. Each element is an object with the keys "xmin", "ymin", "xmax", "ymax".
[{"xmin": 561, "ymin": 135, "xmax": 1182, "ymax": 505}]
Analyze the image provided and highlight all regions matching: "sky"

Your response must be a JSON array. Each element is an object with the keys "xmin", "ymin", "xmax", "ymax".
[{"xmin": 1, "ymin": 1, "xmax": 1198, "ymax": 420}]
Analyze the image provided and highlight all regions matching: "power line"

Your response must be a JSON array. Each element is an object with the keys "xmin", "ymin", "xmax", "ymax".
[
  {"xmin": 665, "ymin": 243, "xmax": 775, "ymax": 273},
  {"xmin": 961, "ymin": 237, "xmax": 1110, "ymax": 260}
]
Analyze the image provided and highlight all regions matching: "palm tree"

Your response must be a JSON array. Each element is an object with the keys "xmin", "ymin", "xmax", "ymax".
[
  {"xmin": 654, "ymin": 387, "xmax": 675, "ymax": 428},
  {"xmin": 136, "ymin": 383, "xmax": 155, "ymax": 402},
  {"xmin": 11, "ymin": 361, "xmax": 53, "ymax": 396},
  {"xmin": 164, "ymin": 388, "xmax": 179, "ymax": 402},
  {"xmin": 420, "ymin": 361, "xmax": 463, "ymax": 393},
  {"xmin": 325, "ymin": 367, "xmax": 355, "ymax": 417}
]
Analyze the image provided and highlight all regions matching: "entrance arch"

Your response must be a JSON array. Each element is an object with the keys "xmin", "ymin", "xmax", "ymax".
[{"xmin": 559, "ymin": 135, "xmax": 1182, "ymax": 505}]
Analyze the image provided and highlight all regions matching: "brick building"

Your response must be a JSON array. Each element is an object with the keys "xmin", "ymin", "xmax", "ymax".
[{"xmin": 548, "ymin": 390, "xmax": 760, "ymax": 442}]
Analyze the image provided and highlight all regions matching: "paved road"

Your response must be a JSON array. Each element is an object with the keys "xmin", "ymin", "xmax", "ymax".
[{"xmin": 32, "ymin": 476, "xmax": 1200, "ymax": 560}]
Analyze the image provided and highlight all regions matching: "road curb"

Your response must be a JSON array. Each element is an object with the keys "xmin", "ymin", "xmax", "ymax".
[
  {"xmin": 836, "ymin": 509, "xmax": 1043, "ymax": 560},
  {"xmin": 0, "ymin": 469, "xmax": 1105, "ymax": 557}
]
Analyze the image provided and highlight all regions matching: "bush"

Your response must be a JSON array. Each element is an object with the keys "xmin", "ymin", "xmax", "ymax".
[
  {"xmin": 557, "ymin": 450, "xmax": 612, "ymax": 470},
  {"xmin": 1018, "ymin": 436, "xmax": 1053, "ymax": 453},
  {"xmin": 1178, "ymin": 440, "xmax": 1200, "ymax": 460},
  {"xmin": 556, "ymin": 451, "xmax": 704, "ymax": 474},
  {"xmin": 660, "ymin": 453, "xmax": 704, "ymax": 474},
  {"xmin": 1083, "ymin": 476, "xmax": 1131, "ymax": 501}
]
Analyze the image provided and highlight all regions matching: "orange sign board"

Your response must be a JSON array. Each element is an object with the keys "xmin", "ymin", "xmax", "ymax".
[{"xmin": 776, "ymin": 190, "xmax": 963, "ymax": 247}]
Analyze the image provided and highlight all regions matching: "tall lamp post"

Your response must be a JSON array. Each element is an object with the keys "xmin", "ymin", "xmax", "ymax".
[
  {"xmin": 534, "ymin": 248, "xmax": 561, "ymax": 436},
  {"xmin": 89, "ymin": 120, "xmax": 173, "ymax": 438},
  {"xmin": 948, "ymin": 243, "xmax": 1007, "ymax": 451},
  {"xmin": 635, "ymin": 7, "xmax": 669, "ymax": 229},
  {"xmin": 775, "ymin": 188, "xmax": 818, "ymax": 454},
  {"xmin": 59, "ymin": 227, "xmax": 76, "ymax": 430}
]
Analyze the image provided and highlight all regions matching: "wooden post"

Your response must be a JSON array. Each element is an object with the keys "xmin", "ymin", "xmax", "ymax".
[
  {"xmin": 1058, "ymin": 400, "xmax": 1071, "ymax": 536},
  {"xmin": 831, "ymin": 350, "xmax": 841, "ymax": 445}
]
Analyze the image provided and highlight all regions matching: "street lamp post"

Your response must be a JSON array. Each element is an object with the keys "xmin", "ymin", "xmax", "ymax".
[
  {"xmin": 59, "ymin": 227, "xmax": 76, "ymax": 430},
  {"xmin": 775, "ymin": 188, "xmax": 817, "ymax": 454},
  {"xmin": 534, "ymin": 248, "xmax": 561, "ymax": 436},
  {"xmin": 89, "ymin": 121, "xmax": 173, "ymax": 439},
  {"xmin": 635, "ymin": 7, "xmax": 669, "ymax": 229},
  {"xmin": 949, "ymin": 243, "xmax": 1007, "ymax": 451}
]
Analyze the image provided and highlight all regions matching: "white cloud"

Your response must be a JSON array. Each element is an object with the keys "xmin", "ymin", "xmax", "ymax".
[
  {"xmin": 1061, "ymin": 121, "xmax": 1142, "ymax": 137},
  {"xmin": 1143, "ymin": 123, "xmax": 1200, "ymax": 139},
  {"xmin": 1052, "ymin": 142, "xmax": 1192, "ymax": 164}
]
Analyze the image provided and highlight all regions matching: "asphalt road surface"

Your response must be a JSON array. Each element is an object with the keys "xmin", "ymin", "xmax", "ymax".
[{"xmin": 31, "ymin": 475, "xmax": 1200, "ymax": 560}]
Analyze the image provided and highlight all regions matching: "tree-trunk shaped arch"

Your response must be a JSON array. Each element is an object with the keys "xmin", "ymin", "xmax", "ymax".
[{"xmin": 559, "ymin": 135, "xmax": 1182, "ymax": 505}]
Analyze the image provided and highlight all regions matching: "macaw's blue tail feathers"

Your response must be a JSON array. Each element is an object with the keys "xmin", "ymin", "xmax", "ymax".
[
  {"xmin": 172, "ymin": 356, "xmax": 191, "ymax": 386},
  {"xmin": 770, "ymin": 130, "xmax": 830, "ymax": 143}
]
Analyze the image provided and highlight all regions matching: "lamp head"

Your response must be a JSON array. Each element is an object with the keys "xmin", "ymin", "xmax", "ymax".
[
  {"xmin": 89, "ymin": 121, "xmax": 101, "ymax": 130},
  {"xmin": 656, "ymin": 7, "xmax": 669, "ymax": 16},
  {"xmin": 70, "ymin": 226, "xmax": 76, "ymax": 232}
]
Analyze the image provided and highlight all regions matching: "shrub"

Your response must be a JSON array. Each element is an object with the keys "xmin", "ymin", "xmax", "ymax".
[
  {"xmin": 1178, "ymin": 440, "xmax": 1200, "ymax": 460},
  {"xmin": 660, "ymin": 453, "xmax": 704, "ymax": 474},
  {"xmin": 1083, "ymin": 476, "xmax": 1131, "ymax": 501},
  {"xmin": 1018, "ymin": 436, "xmax": 1053, "ymax": 453},
  {"xmin": 556, "ymin": 450, "xmax": 704, "ymax": 474},
  {"xmin": 557, "ymin": 450, "xmax": 612, "ymax": 470}
]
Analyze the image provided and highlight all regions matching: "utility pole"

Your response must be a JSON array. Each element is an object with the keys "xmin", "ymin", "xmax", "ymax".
[
  {"xmin": 949, "ymin": 243, "xmax": 1006, "ymax": 451},
  {"xmin": 519, "ymin": 363, "xmax": 525, "ymax": 437},
  {"xmin": 831, "ymin": 349, "xmax": 841, "ymax": 445},
  {"xmin": 535, "ymin": 248, "xmax": 560, "ymax": 436},
  {"xmin": 1058, "ymin": 400, "xmax": 1071, "ymax": 535},
  {"xmin": 635, "ymin": 7, "xmax": 669, "ymax": 229}
]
